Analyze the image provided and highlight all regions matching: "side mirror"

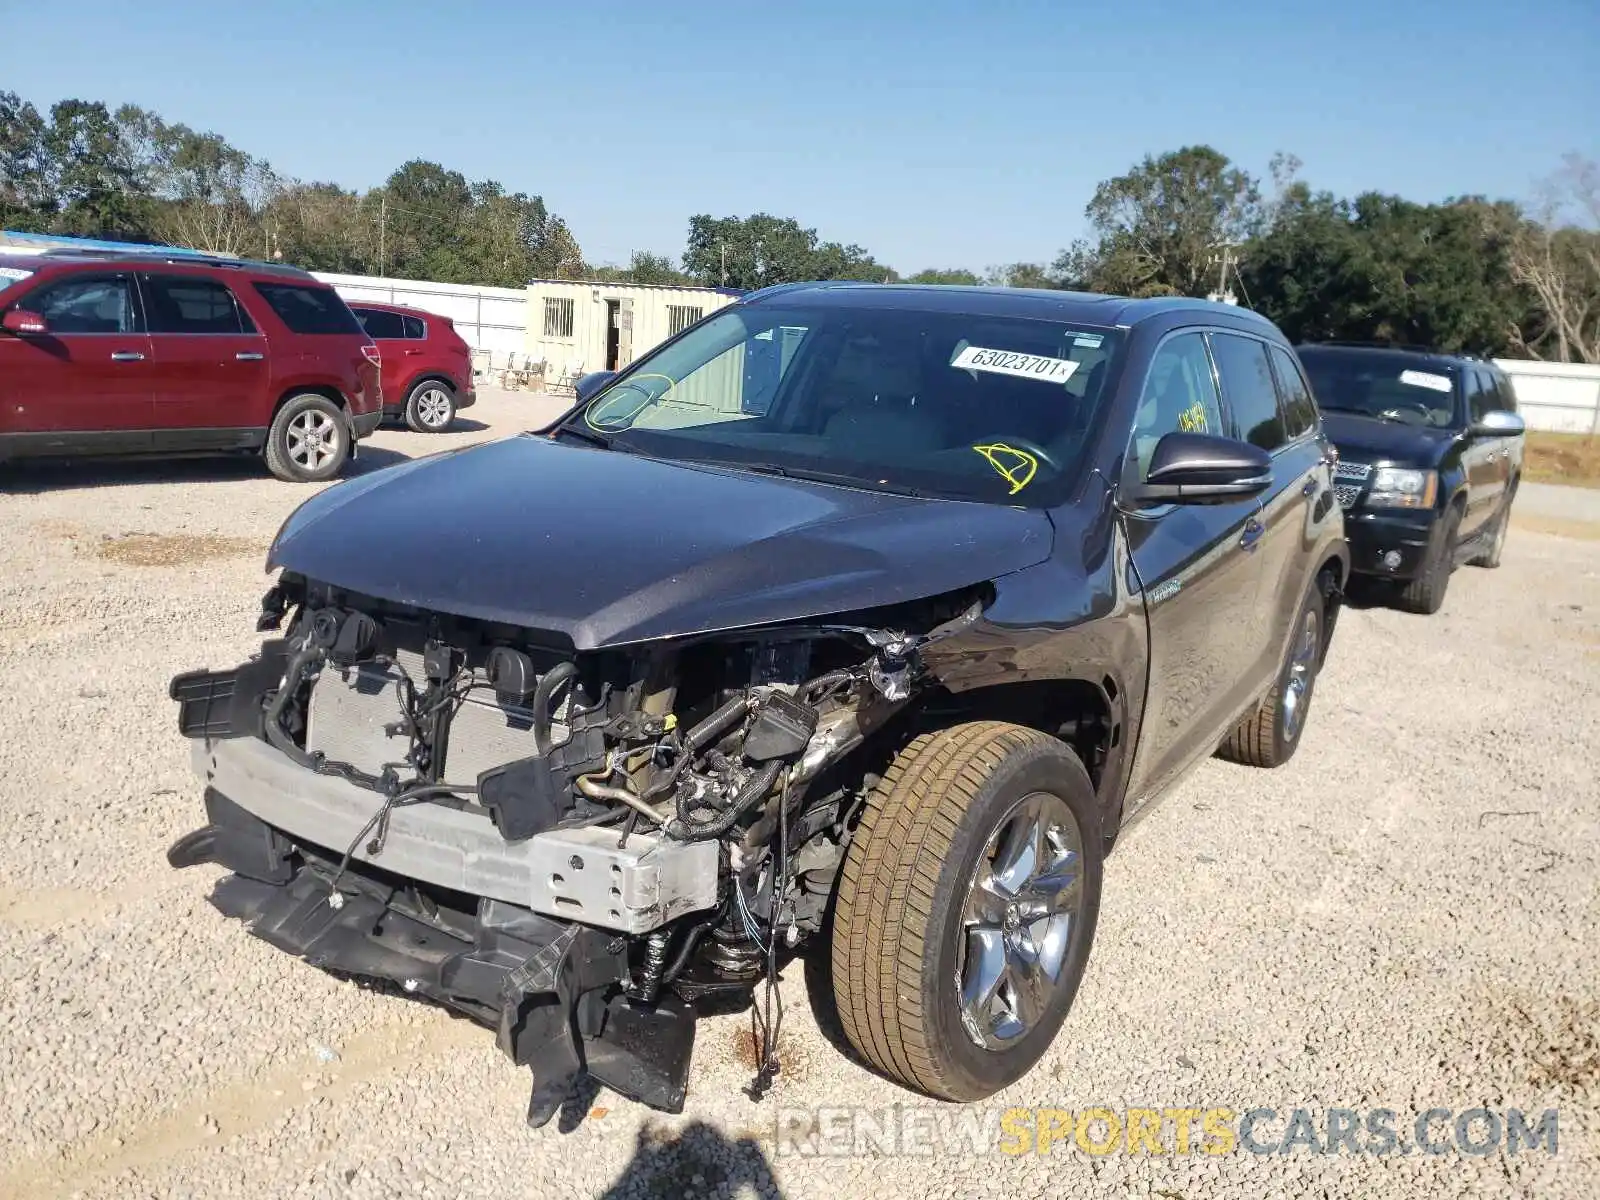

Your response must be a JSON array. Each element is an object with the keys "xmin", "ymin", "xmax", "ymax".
[
  {"xmin": 1136, "ymin": 432, "xmax": 1272, "ymax": 504},
  {"xmin": 573, "ymin": 370, "xmax": 617, "ymax": 403},
  {"xmin": 2, "ymin": 309, "xmax": 48, "ymax": 335},
  {"xmin": 1470, "ymin": 410, "xmax": 1525, "ymax": 437}
]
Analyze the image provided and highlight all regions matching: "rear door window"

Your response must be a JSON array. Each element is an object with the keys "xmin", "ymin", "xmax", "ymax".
[
  {"xmin": 141, "ymin": 274, "xmax": 256, "ymax": 334},
  {"xmin": 25, "ymin": 274, "xmax": 138, "ymax": 334},
  {"xmin": 253, "ymin": 283, "xmax": 364, "ymax": 335},
  {"xmin": 1210, "ymin": 332, "xmax": 1286, "ymax": 452},
  {"xmin": 355, "ymin": 308, "xmax": 405, "ymax": 339},
  {"xmin": 1268, "ymin": 345, "xmax": 1317, "ymax": 438},
  {"xmin": 402, "ymin": 315, "xmax": 427, "ymax": 339}
]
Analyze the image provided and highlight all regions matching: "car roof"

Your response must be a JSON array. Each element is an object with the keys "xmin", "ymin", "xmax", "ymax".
[
  {"xmin": 3, "ymin": 245, "xmax": 319, "ymax": 282},
  {"xmin": 737, "ymin": 280, "xmax": 1282, "ymax": 331},
  {"xmin": 1295, "ymin": 342, "xmax": 1493, "ymax": 372},
  {"xmin": 346, "ymin": 300, "xmax": 429, "ymax": 316}
]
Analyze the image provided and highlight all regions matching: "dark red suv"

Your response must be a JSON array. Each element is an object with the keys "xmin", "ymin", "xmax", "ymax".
[
  {"xmin": 347, "ymin": 300, "xmax": 476, "ymax": 432},
  {"xmin": 0, "ymin": 248, "xmax": 382, "ymax": 482}
]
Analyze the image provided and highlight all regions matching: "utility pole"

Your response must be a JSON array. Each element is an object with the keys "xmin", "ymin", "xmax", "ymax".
[
  {"xmin": 720, "ymin": 240, "xmax": 727, "ymax": 287},
  {"xmin": 378, "ymin": 197, "xmax": 387, "ymax": 276}
]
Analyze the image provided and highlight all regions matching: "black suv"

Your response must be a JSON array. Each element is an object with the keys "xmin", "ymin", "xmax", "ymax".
[
  {"xmin": 1296, "ymin": 343, "xmax": 1526, "ymax": 614},
  {"xmin": 167, "ymin": 284, "xmax": 1349, "ymax": 1123}
]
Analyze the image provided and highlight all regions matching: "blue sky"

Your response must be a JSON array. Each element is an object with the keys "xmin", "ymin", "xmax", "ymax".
[{"xmin": 5, "ymin": 0, "xmax": 1596, "ymax": 273}]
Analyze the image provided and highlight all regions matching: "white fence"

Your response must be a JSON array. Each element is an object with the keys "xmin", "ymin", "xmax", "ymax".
[
  {"xmin": 1496, "ymin": 359, "xmax": 1600, "ymax": 434},
  {"xmin": 312, "ymin": 271, "xmax": 528, "ymax": 359}
]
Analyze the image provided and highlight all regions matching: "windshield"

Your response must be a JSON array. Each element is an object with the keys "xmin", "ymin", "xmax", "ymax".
[
  {"xmin": 1297, "ymin": 349, "xmax": 1462, "ymax": 428},
  {"xmin": 560, "ymin": 302, "xmax": 1124, "ymax": 506}
]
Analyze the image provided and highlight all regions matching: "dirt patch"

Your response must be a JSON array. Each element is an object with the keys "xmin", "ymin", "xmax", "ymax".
[
  {"xmin": 1511, "ymin": 512, "xmax": 1600, "ymax": 541},
  {"xmin": 1497, "ymin": 997, "xmax": 1600, "ymax": 1094},
  {"xmin": 730, "ymin": 1025, "xmax": 809, "ymax": 1083},
  {"xmin": 1525, "ymin": 432, "xmax": 1600, "ymax": 489},
  {"xmin": 92, "ymin": 532, "xmax": 259, "ymax": 568}
]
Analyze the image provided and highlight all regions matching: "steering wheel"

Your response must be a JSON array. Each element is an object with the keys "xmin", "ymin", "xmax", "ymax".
[
  {"xmin": 1377, "ymin": 403, "xmax": 1434, "ymax": 425},
  {"xmin": 969, "ymin": 436, "xmax": 1060, "ymax": 496}
]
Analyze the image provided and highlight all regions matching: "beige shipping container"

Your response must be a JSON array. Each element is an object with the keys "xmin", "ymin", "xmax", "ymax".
[{"xmin": 524, "ymin": 280, "xmax": 740, "ymax": 379}]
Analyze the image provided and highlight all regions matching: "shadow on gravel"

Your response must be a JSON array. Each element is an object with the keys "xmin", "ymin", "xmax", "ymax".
[
  {"xmin": 597, "ymin": 1119, "xmax": 783, "ymax": 1199},
  {"xmin": 0, "ymin": 445, "xmax": 413, "ymax": 493}
]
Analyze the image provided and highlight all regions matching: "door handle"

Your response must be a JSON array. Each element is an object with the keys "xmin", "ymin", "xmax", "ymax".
[
  {"xmin": 109, "ymin": 351, "xmax": 145, "ymax": 362},
  {"xmin": 1240, "ymin": 518, "xmax": 1265, "ymax": 550},
  {"xmin": 404, "ymin": 348, "xmax": 423, "ymax": 356},
  {"xmin": 235, "ymin": 351, "xmax": 264, "ymax": 361}
]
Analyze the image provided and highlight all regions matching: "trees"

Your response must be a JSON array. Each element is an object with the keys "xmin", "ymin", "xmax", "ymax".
[
  {"xmin": 1507, "ymin": 155, "xmax": 1600, "ymax": 363},
  {"xmin": 683, "ymin": 213, "xmax": 893, "ymax": 289},
  {"xmin": 1055, "ymin": 145, "xmax": 1261, "ymax": 298},
  {"xmin": 0, "ymin": 91, "xmax": 587, "ymax": 288}
]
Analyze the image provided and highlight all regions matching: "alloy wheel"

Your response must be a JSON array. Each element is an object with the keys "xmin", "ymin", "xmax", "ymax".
[
  {"xmin": 416, "ymin": 387, "xmax": 453, "ymax": 429},
  {"xmin": 957, "ymin": 792, "xmax": 1085, "ymax": 1050},
  {"xmin": 287, "ymin": 410, "xmax": 338, "ymax": 471},
  {"xmin": 1281, "ymin": 607, "xmax": 1321, "ymax": 741}
]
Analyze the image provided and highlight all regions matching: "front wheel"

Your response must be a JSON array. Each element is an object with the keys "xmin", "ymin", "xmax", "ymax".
[
  {"xmin": 405, "ymin": 380, "xmax": 457, "ymax": 432},
  {"xmin": 264, "ymin": 393, "xmax": 350, "ymax": 483},
  {"xmin": 1399, "ymin": 505, "xmax": 1461, "ymax": 614},
  {"xmin": 1469, "ymin": 483, "xmax": 1516, "ymax": 569},
  {"xmin": 830, "ymin": 722, "xmax": 1103, "ymax": 1101}
]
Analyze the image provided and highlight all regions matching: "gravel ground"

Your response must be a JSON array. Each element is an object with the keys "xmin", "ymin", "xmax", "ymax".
[{"xmin": 1, "ymin": 390, "xmax": 1596, "ymax": 1199}]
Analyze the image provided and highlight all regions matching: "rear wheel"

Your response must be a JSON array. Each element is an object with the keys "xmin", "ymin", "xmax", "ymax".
[
  {"xmin": 264, "ymin": 393, "xmax": 349, "ymax": 483},
  {"xmin": 1399, "ymin": 504, "xmax": 1461, "ymax": 614},
  {"xmin": 405, "ymin": 380, "xmax": 457, "ymax": 432},
  {"xmin": 1218, "ymin": 572, "xmax": 1328, "ymax": 768},
  {"xmin": 830, "ymin": 722, "xmax": 1102, "ymax": 1101}
]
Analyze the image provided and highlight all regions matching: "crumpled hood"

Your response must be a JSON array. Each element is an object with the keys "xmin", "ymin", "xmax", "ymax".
[
  {"xmin": 1322, "ymin": 411, "xmax": 1460, "ymax": 468},
  {"xmin": 268, "ymin": 434, "xmax": 1055, "ymax": 649}
]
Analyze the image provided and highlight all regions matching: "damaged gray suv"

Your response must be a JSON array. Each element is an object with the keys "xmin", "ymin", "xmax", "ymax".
[{"xmin": 167, "ymin": 282, "xmax": 1349, "ymax": 1123}]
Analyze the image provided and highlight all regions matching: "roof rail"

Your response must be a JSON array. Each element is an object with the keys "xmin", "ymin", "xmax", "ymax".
[
  {"xmin": 37, "ymin": 244, "xmax": 314, "ymax": 279},
  {"xmin": 1310, "ymin": 339, "xmax": 1492, "ymax": 360}
]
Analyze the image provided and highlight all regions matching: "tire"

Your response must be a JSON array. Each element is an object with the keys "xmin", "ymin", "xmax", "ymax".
[
  {"xmin": 1399, "ymin": 504, "xmax": 1461, "ymax": 614},
  {"xmin": 830, "ymin": 721, "xmax": 1103, "ymax": 1102},
  {"xmin": 264, "ymin": 393, "xmax": 350, "ymax": 483},
  {"xmin": 1217, "ymin": 572, "xmax": 1328, "ymax": 768},
  {"xmin": 404, "ymin": 380, "xmax": 457, "ymax": 433},
  {"xmin": 1468, "ymin": 482, "xmax": 1516, "ymax": 569}
]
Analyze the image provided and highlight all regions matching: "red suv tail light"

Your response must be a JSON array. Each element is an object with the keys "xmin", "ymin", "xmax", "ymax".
[{"xmin": 361, "ymin": 343, "xmax": 381, "ymax": 366}]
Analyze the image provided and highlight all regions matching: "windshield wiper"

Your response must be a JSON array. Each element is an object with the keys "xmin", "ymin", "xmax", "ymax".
[{"xmin": 687, "ymin": 458, "xmax": 929, "ymax": 498}]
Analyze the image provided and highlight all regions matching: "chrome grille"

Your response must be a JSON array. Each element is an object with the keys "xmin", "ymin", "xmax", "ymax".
[
  {"xmin": 1333, "ymin": 460, "xmax": 1372, "ymax": 482},
  {"xmin": 1334, "ymin": 483, "xmax": 1362, "ymax": 509},
  {"xmin": 305, "ymin": 652, "xmax": 570, "ymax": 784}
]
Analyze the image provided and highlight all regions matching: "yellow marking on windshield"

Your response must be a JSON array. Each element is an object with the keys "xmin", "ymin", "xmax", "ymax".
[
  {"xmin": 972, "ymin": 443, "xmax": 1039, "ymax": 495},
  {"xmin": 585, "ymin": 373, "xmax": 678, "ymax": 430}
]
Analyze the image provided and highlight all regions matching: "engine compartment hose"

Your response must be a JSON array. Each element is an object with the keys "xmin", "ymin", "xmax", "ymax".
[
  {"xmin": 575, "ymin": 771, "xmax": 669, "ymax": 824},
  {"xmin": 263, "ymin": 643, "xmax": 325, "ymax": 767},
  {"xmin": 685, "ymin": 695, "xmax": 755, "ymax": 753},
  {"xmin": 672, "ymin": 760, "xmax": 783, "ymax": 841},
  {"xmin": 532, "ymin": 661, "xmax": 579, "ymax": 757}
]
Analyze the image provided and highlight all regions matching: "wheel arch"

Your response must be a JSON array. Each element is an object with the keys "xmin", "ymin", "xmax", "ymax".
[{"xmin": 909, "ymin": 675, "xmax": 1126, "ymax": 825}]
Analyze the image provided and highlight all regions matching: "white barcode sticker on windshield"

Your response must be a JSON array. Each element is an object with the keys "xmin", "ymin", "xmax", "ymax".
[
  {"xmin": 951, "ymin": 344, "xmax": 1080, "ymax": 384},
  {"xmin": 1399, "ymin": 369, "xmax": 1452, "ymax": 393},
  {"xmin": 0, "ymin": 267, "xmax": 33, "ymax": 283}
]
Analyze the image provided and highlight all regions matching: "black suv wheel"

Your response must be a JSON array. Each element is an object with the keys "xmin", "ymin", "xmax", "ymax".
[
  {"xmin": 830, "ymin": 722, "xmax": 1102, "ymax": 1101},
  {"xmin": 1399, "ymin": 504, "xmax": 1462, "ymax": 614}
]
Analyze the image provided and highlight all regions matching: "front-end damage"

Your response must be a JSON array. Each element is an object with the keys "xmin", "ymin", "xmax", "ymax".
[{"xmin": 167, "ymin": 572, "xmax": 987, "ymax": 1124}]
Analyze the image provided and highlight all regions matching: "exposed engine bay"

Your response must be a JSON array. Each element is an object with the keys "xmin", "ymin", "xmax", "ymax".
[{"xmin": 168, "ymin": 571, "xmax": 986, "ymax": 1124}]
